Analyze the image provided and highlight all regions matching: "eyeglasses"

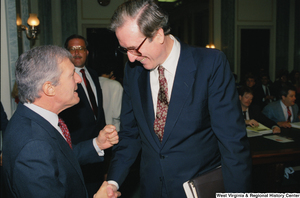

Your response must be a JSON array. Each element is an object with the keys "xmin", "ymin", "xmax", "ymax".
[
  {"xmin": 117, "ymin": 37, "xmax": 147, "ymax": 56},
  {"xmin": 68, "ymin": 46, "xmax": 87, "ymax": 53}
]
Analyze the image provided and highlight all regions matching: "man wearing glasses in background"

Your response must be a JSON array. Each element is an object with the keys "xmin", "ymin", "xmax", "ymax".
[
  {"xmin": 59, "ymin": 34, "xmax": 107, "ymax": 198},
  {"xmin": 106, "ymin": 0, "xmax": 252, "ymax": 197}
]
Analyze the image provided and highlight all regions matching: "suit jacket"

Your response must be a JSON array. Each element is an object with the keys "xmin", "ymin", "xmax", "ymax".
[
  {"xmin": 262, "ymin": 100, "xmax": 299, "ymax": 123},
  {"xmin": 1, "ymin": 101, "xmax": 9, "ymax": 132},
  {"xmin": 248, "ymin": 104, "xmax": 278, "ymax": 129},
  {"xmin": 59, "ymin": 67, "xmax": 106, "ymax": 145},
  {"xmin": 2, "ymin": 103, "xmax": 103, "ymax": 198},
  {"xmin": 252, "ymin": 84, "xmax": 275, "ymax": 110},
  {"xmin": 107, "ymin": 41, "xmax": 252, "ymax": 197}
]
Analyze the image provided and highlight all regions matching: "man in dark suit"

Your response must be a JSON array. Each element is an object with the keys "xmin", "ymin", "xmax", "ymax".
[
  {"xmin": 252, "ymin": 74, "xmax": 276, "ymax": 110},
  {"xmin": 238, "ymin": 86, "xmax": 280, "ymax": 133},
  {"xmin": 59, "ymin": 35, "xmax": 107, "ymax": 197},
  {"xmin": 262, "ymin": 85, "xmax": 299, "ymax": 128},
  {"xmin": 2, "ymin": 45, "xmax": 120, "ymax": 198},
  {"xmin": 106, "ymin": 1, "xmax": 252, "ymax": 197}
]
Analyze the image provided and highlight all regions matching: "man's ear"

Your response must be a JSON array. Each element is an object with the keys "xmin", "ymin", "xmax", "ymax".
[
  {"xmin": 155, "ymin": 28, "xmax": 165, "ymax": 44},
  {"xmin": 43, "ymin": 81, "xmax": 55, "ymax": 96}
]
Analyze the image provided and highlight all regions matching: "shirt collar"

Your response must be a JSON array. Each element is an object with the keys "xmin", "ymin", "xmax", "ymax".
[
  {"xmin": 158, "ymin": 34, "xmax": 181, "ymax": 75},
  {"xmin": 24, "ymin": 103, "xmax": 59, "ymax": 130}
]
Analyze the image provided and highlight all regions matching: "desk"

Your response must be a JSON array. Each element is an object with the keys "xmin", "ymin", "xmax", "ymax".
[{"xmin": 249, "ymin": 127, "xmax": 300, "ymax": 192}]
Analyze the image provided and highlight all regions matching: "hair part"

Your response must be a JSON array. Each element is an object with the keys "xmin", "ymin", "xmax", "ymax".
[
  {"xmin": 110, "ymin": 0, "xmax": 171, "ymax": 38},
  {"xmin": 15, "ymin": 45, "xmax": 72, "ymax": 103}
]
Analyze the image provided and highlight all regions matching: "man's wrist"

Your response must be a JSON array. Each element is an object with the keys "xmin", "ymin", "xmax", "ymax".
[{"xmin": 107, "ymin": 180, "xmax": 119, "ymax": 190}]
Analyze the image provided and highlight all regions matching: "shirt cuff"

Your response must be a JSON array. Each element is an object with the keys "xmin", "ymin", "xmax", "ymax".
[
  {"xmin": 93, "ymin": 138, "xmax": 104, "ymax": 156},
  {"xmin": 107, "ymin": 180, "xmax": 119, "ymax": 190}
]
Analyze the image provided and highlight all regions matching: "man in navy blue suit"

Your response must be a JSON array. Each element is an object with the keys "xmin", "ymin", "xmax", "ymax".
[
  {"xmin": 59, "ymin": 35, "xmax": 108, "ymax": 197},
  {"xmin": 2, "ymin": 45, "xmax": 120, "ymax": 198},
  {"xmin": 106, "ymin": 0, "xmax": 252, "ymax": 197}
]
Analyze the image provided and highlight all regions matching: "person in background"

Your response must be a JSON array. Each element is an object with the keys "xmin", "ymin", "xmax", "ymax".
[
  {"xmin": 238, "ymin": 86, "xmax": 280, "ymax": 133},
  {"xmin": 252, "ymin": 73, "xmax": 275, "ymax": 110},
  {"xmin": 106, "ymin": 0, "xmax": 252, "ymax": 197},
  {"xmin": 59, "ymin": 34, "xmax": 107, "ymax": 197},
  {"xmin": 271, "ymin": 69, "xmax": 293, "ymax": 100},
  {"xmin": 0, "ymin": 101, "xmax": 9, "ymax": 133},
  {"xmin": 2, "ymin": 45, "xmax": 120, "ymax": 198},
  {"xmin": 262, "ymin": 85, "xmax": 299, "ymax": 128},
  {"xmin": 99, "ymin": 63, "xmax": 123, "ymax": 131},
  {"xmin": 289, "ymin": 70, "xmax": 300, "ymax": 107},
  {"xmin": 1, "ymin": 101, "xmax": 9, "ymax": 198}
]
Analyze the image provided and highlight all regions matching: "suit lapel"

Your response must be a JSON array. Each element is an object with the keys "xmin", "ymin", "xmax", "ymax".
[
  {"xmin": 276, "ymin": 101, "xmax": 286, "ymax": 122},
  {"xmin": 138, "ymin": 68, "xmax": 162, "ymax": 147},
  {"xmin": 18, "ymin": 104, "xmax": 86, "ymax": 185},
  {"xmin": 162, "ymin": 44, "xmax": 196, "ymax": 145}
]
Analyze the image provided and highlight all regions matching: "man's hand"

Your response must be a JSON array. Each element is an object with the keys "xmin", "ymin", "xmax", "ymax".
[
  {"xmin": 272, "ymin": 126, "xmax": 281, "ymax": 133},
  {"xmin": 93, "ymin": 181, "xmax": 121, "ymax": 198},
  {"xmin": 96, "ymin": 125, "xmax": 119, "ymax": 150},
  {"xmin": 245, "ymin": 119, "xmax": 259, "ymax": 127},
  {"xmin": 277, "ymin": 121, "xmax": 292, "ymax": 128}
]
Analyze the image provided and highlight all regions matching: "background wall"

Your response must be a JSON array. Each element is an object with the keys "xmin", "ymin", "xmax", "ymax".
[{"xmin": 1, "ymin": 0, "xmax": 299, "ymax": 118}]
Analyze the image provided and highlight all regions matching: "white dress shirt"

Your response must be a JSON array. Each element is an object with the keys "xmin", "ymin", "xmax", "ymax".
[
  {"xmin": 75, "ymin": 66, "xmax": 98, "ymax": 107},
  {"xmin": 280, "ymin": 100, "xmax": 293, "ymax": 122},
  {"xmin": 99, "ymin": 77, "xmax": 123, "ymax": 131},
  {"xmin": 150, "ymin": 35, "xmax": 181, "ymax": 115}
]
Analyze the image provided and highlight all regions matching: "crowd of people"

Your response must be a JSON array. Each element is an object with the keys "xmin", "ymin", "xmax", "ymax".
[{"xmin": 237, "ymin": 69, "xmax": 300, "ymax": 130}]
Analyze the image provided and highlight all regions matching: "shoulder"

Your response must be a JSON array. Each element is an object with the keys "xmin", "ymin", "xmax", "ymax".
[
  {"xmin": 99, "ymin": 77, "xmax": 123, "ymax": 90},
  {"xmin": 263, "ymin": 101, "xmax": 280, "ymax": 111}
]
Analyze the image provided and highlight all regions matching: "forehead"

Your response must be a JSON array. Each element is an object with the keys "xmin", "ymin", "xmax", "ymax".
[
  {"xmin": 243, "ymin": 92, "xmax": 253, "ymax": 98},
  {"xmin": 68, "ymin": 38, "xmax": 86, "ymax": 47},
  {"xmin": 115, "ymin": 19, "xmax": 144, "ymax": 47},
  {"xmin": 59, "ymin": 58, "xmax": 74, "ymax": 72},
  {"xmin": 287, "ymin": 90, "xmax": 296, "ymax": 96}
]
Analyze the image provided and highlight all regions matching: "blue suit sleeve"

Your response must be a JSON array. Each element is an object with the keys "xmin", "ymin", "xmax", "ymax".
[
  {"xmin": 207, "ymin": 51, "xmax": 252, "ymax": 192},
  {"xmin": 11, "ymin": 140, "xmax": 67, "ymax": 198}
]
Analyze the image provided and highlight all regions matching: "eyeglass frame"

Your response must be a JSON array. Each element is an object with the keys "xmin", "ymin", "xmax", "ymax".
[
  {"xmin": 68, "ymin": 46, "xmax": 87, "ymax": 53},
  {"xmin": 117, "ymin": 37, "xmax": 147, "ymax": 56}
]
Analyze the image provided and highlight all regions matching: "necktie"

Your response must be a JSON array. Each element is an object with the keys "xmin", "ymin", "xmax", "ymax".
[
  {"xmin": 80, "ymin": 69, "xmax": 98, "ymax": 118},
  {"xmin": 287, "ymin": 106, "xmax": 292, "ymax": 122},
  {"xmin": 154, "ymin": 66, "xmax": 168, "ymax": 142},
  {"xmin": 243, "ymin": 111, "xmax": 247, "ymax": 120},
  {"xmin": 58, "ymin": 118, "xmax": 72, "ymax": 149}
]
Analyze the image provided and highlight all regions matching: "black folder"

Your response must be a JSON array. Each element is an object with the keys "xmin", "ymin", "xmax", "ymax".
[{"xmin": 183, "ymin": 166, "xmax": 225, "ymax": 198}]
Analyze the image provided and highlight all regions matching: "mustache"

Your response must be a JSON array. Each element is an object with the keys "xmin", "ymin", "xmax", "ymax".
[{"xmin": 73, "ymin": 55, "xmax": 82, "ymax": 59}]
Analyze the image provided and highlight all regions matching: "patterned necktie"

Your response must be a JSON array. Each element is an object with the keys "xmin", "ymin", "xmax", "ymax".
[
  {"xmin": 80, "ymin": 69, "xmax": 98, "ymax": 118},
  {"xmin": 287, "ymin": 106, "xmax": 292, "ymax": 122},
  {"xmin": 58, "ymin": 118, "xmax": 73, "ymax": 149},
  {"xmin": 154, "ymin": 66, "xmax": 169, "ymax": 142}
]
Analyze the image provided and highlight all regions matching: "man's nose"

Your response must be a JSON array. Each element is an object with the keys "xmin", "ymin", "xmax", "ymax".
[{"xmin": 127, "ymin": 52, "xmax": 137, "ymax": 62}]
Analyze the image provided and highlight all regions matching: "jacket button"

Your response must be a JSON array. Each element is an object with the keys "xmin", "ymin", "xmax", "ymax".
[{"xmin": 160, "ymin": 155, "xmax": 165, "ymax": 159}]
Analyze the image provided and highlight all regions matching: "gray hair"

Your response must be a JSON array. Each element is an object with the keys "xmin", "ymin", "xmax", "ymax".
[
  {"xmin": 15, "ymin": 45, "xmax": 72, "ymax": 103},
  {"xmin": 110, "ymin": 0, "xmax": 170, "ymax": 38}
]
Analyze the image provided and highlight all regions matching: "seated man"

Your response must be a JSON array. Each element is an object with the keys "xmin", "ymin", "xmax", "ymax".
[
  {"xmin": 238, "ymin": 86, "xmax": 280, "ymax": 133},
  {"xmin": 262, "ymin": 85, "xmax": 299, "ymax": 128}
]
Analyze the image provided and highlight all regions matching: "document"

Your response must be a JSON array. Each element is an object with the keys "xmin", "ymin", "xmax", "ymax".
[
  {"xmin": 246, "ymin": 123, "xmax": 272, "ymax": 137},
  {"xmin": 291, "ymin": 122, "xmax": 300, "ymax": 129},
  {"xmin": 263, "ymin": 135, "xmax": 294, "ymax": 143}
]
